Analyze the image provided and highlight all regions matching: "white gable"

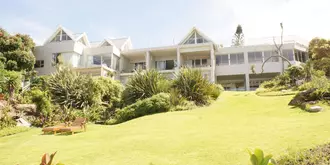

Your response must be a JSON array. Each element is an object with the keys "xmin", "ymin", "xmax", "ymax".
[{"xmin": 179, "ymin": 27, "xmax": 214, "ymax": 45}]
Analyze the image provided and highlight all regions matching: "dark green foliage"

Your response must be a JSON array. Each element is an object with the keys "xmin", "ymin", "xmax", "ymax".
[
  {"xmin": 48, "ymin": 66, "xmax": 97, "ymax": 109},
  {"xmin": 30, "ymin": 75, "xmax": 50, "ymax": 90},
  {"xmin": 0, "ymin": 126, "xmax": 30, "ymax": 137},
  {"xmin": 172, "ymin": 68, "xmax": 222, "ymax": 105},
  {"xmin": 278, "ymin": 143, "xmax": 330, "ymax": 165},
  {"xmin": 0, "ymin": 70, "xmax": 22, "ymax": 99},
  {"xmin": 112, "ymin": 93, "xmax": 171, "ymax": 124},
  {"xmin": 93, "ymin": 77, "xmax": 123, "ymax": 109},
  {"xmin": 122, "ymin": 70, "xmax": 169, "ymax": 105},
  {"xmin": 313, "ymin": 57, "xmax": 330, "ymax": 77},
  {"xmin": 209, "ymin": 84, "xmax": 224, "ymax": 100},
  {"xmin": 0, "ymin": 28, "xmax": 35, "ymax": 72},
  {"xmin": 260, "ymin": 73, "xmax": 291, "ymax": 91},
  {"xmin": 248, "ymin": 148, "xmax": 276, "ymax": 165},
  {"xmin": 286, "ymin": 65, "xmax": 305, "ymax": 85},
  {"xmin": 29, "ymin": 89, "xmax": 52, "ymax": 117},
  {"xmin": 0, "ymin": 105, "xmax": 16, "ymax": 130}
]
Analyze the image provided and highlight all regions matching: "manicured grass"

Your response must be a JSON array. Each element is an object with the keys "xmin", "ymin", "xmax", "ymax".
[
  {"xmin": 1, "ymin": 92, "xmax": 330, "ymax": 165},
  {"xmin": 0, "ymin": 126, "xmax": 30, "ymax": 137}
]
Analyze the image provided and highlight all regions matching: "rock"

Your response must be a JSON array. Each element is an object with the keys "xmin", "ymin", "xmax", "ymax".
[
  {"xmin": 288, "ymin": 88, "xmax": 317, "ymax": 106},
  {"xmin": 15, "ymin": 104, "xmax": 36, "ymax": 113},
  {"xmin": 308, "ymin": 106, "xmax": 323, "ymax": 112},
  {"xmin": 16, "ymin": 117, "xmax": 31, "ymax": 127}
]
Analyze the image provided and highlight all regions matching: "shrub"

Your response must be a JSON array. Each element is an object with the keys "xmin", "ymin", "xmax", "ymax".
[
  {"xmin": 260, "ymin": 73, "xmax": 290, "ymax": 91},
  {"xmin": 48, "ymin": 66, "xmax": 96, "ymax": 109},
  {"xmin": 0, "ymin": 105, "xmax": 16, "ymax": 130},
  {"xmin": 172, "ymin": 68, "xmax": 214, "ymax": 105},
  {"xmin": 209, "ymin": 84, "xmax": 224, "ymax": 100},
  {"xmin": 277, "ymin": 143, "xmax": 330, "ymax": 165},
  {"xmin": 286, "ymin": 65, "xmax": 305, "ymax": 84},
  {"xmin": 113, "ymin": 93, "xmax": 171, "ymax": 124},
  {"xmin": 0, "ymin": 126, "xmax": 30, "ymax": 137},
  {"xmin": 93, "ymin": 77, "xmax": 123, "ymax": 110},
  {"xmin": 0, "ymin": 70, "xmax": 22, "ymax": 99},
  {"xmin": 122, "ymin": 70, "xmax": 169, "ymax": 105}
]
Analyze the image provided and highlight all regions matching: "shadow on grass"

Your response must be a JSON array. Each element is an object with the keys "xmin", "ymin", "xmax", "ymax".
[{"xmin": 40, "ymin": 131, "xmax": 84, "ymax": 136}]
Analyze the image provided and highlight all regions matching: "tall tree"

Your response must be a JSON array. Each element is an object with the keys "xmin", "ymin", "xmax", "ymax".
[
  {"xmin": 231, "ymin": 24, "xmax": 245, "ymax": 46},
  {"xmin": 0, "ymin": 28, "xmax": 36, "ymax": 72}
]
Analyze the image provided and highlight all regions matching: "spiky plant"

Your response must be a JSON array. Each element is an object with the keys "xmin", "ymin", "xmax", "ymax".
[
  {"xmin": 122, "ymin": 69, "xmax": 170, "ymax": 105},
  {"xmin": 172, "ymin": 68, "xmax": 213, "ymax": 105}
]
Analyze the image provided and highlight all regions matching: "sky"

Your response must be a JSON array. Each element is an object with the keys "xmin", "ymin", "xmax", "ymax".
[{"xmin": 0, "ymin": 0, "xmax": 329, "ymax": 48}]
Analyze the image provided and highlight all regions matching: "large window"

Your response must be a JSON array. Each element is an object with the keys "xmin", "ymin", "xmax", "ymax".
[
  {"xmin": 52, "ymin": 53, "xmax": 61, "ymax": 66},
  {"xmin": 216, "ymin": 55, "xmax": 229, "ymax": 65},
  {"xmin": 230, "ymin": 53, "xmax": 244, "ymax": 65},
  {"xmin": 134, "ymin": 62, "xmax": 146, "ymax": 70},
  {"xmin": 248, "ymin": 52, "xmax": 263, "ymax": 63},
  {"xmin": 282, "ymin": 49, "xmax": 294, "ymax": 61},
  {"xmin": 264, "ymin": 51, "xmax": 279, "ymax": 62},
  {"xmin": 155, "ymin": 60, "xmax": 175, "ymax": 70},
  {"xmin": 51, "ymin": 30, "xmax": 72, "ymax": 42},
  {"xmin": 192, "ymin": 59, "xmax": 208, "ymax": 67},
  {"xmin": 34, "ymin": 60, "xmax": 44, "ymax": 68},
  {"xmin": 184, "ymin": 32, "xmax": 209, "ymax": 45},
  {"xmin": 113, "ymin": 55, "xmax": 120, "ymax": 70}
]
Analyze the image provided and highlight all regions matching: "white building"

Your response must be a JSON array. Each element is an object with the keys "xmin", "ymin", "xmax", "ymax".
[{"xmin": 33, "ymin": 26, "xmax": 308, "ymax": 91}]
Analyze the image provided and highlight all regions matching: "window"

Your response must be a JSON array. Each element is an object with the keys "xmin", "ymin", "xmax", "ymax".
[
  {"xmin": 52, "ymin": 53, "xmax": 61, "ymax": 66},
  {"xmin": 230, "ymin": 53, "xmax": 244, "ymax": 65},
  {"xmin": 248, "ymin": 52, "xmax": 262, "ymax": 63},
  {"xmin": 282, "ymin": 49, "xmax": 294, "ymax": 61},
  {"xmin": 93, "ymin": 56, "xmax": 102, "ymax": 65},
  {"xmin": 202, "ymin": 59, "xmax": 207, "ymax": 66},
  {"xmin": 51, "ymin": 30, "xmax": 72, "ymax": 42},
  {"xmin": 155, "ymin": 60, "xmax": 175, "ymax": 70},
  {"xmin": 216, "ymin": 55, "xmax": 229, "ymax": 65},
  {"xmin": 113, "ymin": 55, "xmax": 120, "ymax": 70},
  {"xmin": 264, "ymin": 51, "xmax": 279, "ymax": 62},
  {"xmin": 34, "ymin": 60, "xmax": 44, "ymax": 68},
  {"xmin": 135, "ymin": 62, "xmax": 146, "ymax": 70},
  {"xmin": 184, "ymin": 32, "xmax": 209, "ymax": 45}
]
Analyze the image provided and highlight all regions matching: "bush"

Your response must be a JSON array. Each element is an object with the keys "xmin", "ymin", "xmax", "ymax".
[
  {"xmin": 0, "ymin": 70, "xmax": 22, "ymax": 99},
  {"xmin": 278, "ymin": 143, "xmax": 330, "ymax": 165},
  {"xmin": 48, "ymin": 66, "xmax": 97, "ymax": 109},
  {"xmin": 260, "ymin": 73, "xmax": 290, "ymax": 91},
  {"xmin": 173, "ymin": 68, "xmax": 216, "ymax": 105},
  {"xmin": 122, "ymin": 70, "xmax": 169, "ymax": 105},
  {"xmin": 112, "ymin": 93, "xmax": 171, "ymax": 124},
  {"xmin": 0, "ymin": 105, "xmax": 16, "ymax": 130},
  {"xmin": 0, "ymin": 126, "xmax": 30, "ymax": 137},
  {"xmin": 93, "ymin": 77, "xmax": 123, "ymax": 110},
  {"xmin": 209, "ymin": 84, "xmax": 224, "ymax": 100},
  {"xmin": 286, "ymin": 65, "xmax": 305, "ymax": 85}
]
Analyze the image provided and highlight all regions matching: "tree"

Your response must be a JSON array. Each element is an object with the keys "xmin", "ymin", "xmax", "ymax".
[
  {"xmin": 261, "ymin": 23, "xmax": 291, "ymax": 73},
  {"xmin": 0, "ymin": 28, "xmax": 36, "ymax": 72},
  {"xmin": 308, "ymin": 38, "xmax": 330, "ymax": 76},
  {"xmin": 231, "ymin": 24, "xmax": 245, "ymax": 46}
]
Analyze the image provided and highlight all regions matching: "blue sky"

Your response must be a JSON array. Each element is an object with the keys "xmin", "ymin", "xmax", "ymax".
[{"xmin": 1, "ymin": 0, "xmax": 330, "ymax": 48}]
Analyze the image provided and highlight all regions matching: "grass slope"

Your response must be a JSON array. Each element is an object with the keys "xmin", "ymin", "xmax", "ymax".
[{"xmin": 1, "ymin": 92, "xmax": 330, "ymax": 165}]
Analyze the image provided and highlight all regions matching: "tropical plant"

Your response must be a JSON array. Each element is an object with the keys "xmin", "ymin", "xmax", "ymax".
[
  {"xmin": 248, "ymin": 148, "xmax": 276, "ymax": 165},
  {"xmin": 39, "ymin": 151, "xmax": 64, "ymax": 165},
  {"xmin": 0, "ymin": 105, "xmax": 16, "ymax": 130},
  {"xmin": 172, "ymin": 68, "xmax": 216, "ymax": 105},
  {"xmin": 286, "ymin": 65, "xmax": 305, "ymax": 85},
  {"xmin": 0, "ymin": 70, "xmax": 22, "ymax": 100},
  {"xmin": 122, "ymin": 69, "xmax": 169, "ymax": 105},
  {"xmin": 48, "ymin": 66, "xmax": 96, "ymax": 109}
]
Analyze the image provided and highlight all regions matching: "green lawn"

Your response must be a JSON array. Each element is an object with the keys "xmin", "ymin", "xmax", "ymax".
[{"xmin": 1, "ymin": 92, "xmax": 330, "ymax": 165}]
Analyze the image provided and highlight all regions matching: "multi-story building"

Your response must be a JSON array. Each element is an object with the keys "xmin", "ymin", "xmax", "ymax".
[{"xmin": 33, "ymin": 25, "xmax": 308, "ymax": 91}]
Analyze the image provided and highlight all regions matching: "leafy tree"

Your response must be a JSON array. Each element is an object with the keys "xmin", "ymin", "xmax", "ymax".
[
  {"xmin": 0, "ymin": 69, "xmax": 22, "ymax": 99},
  {"xmin": 0, "ymin": 28, "xmax": 35, "ymax": 72},
  {"xmin": 231, "ymin": 24, "xmax": 244, "ymax": 46},
  {"xmin": 308, "ymin": 38, "xmax": 330, "ymax": 76}
]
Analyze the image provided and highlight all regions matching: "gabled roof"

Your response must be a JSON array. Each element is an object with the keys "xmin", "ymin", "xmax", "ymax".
[
  {"xmin": 44, "ymin": 25, "xmax": 90, "ymax": 46},
  {"xmin": 98, "ymin": 39, "xmax": 115, "ymax": 47},
  {"xmin": 178, "ymin": 27, "xmax": 216, "ymax": 45},
  {"xmin": 109, "ymin": 37, "xmax": 131, "ymax": 50}
]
